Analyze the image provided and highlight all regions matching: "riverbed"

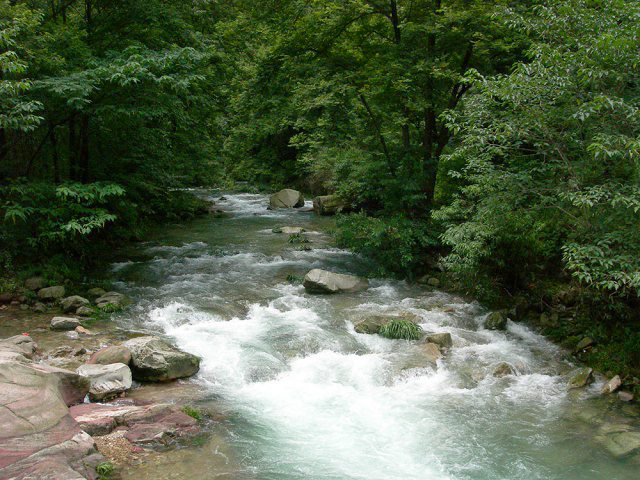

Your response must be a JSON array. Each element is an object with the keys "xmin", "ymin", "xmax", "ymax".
[{"xmin": 104, "ymin": 193, "xmax": 638, "ymax": 480}]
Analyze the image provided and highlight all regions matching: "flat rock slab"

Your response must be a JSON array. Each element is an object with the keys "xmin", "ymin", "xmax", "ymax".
[
  {"xmin": 303, "ymin": 269, "xmax": 369, "ymax": 294},
  {"xmin": 70, "ymin": 401, "xmax": 199, "ymax": 446},
  {"xmin": 0, "ymin": 359, "xmax": 103, "ymax": 479}
]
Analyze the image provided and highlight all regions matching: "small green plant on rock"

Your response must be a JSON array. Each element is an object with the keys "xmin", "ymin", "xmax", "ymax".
[
  {"xmin": 96, "ymin": 462, "xmax": 115, "ymax": 479},
  {"xmin": 288, "ymin": 233, "xmax": 310, "ymax": 244},
  {"xmin": 181, "ymin": 405, "xmax": 203, "ymax": 422},
  {"xmin": 379, "ymin": 319, "xmax": 423, "ymax": 340},
  {"xmin": 286, "ymin": 274, "xmax": 303, "ymax": 284}
]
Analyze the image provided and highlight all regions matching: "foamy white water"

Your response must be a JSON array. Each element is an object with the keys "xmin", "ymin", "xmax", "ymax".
[{"xmin": 110, "ymin": 193, "xmax": 638, "ymax": 480}]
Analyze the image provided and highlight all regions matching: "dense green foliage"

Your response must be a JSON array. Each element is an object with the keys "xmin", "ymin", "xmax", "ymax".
[
  {"xmin": 379, "ymin": 319, "xmax": 423, "ymax": 341},
  {"xmin": 1, "ymin": 1, "xmax": 639, "ymax": 372}
]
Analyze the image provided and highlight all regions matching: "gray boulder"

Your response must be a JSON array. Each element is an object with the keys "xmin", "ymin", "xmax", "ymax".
[
  {"xmin": 87, "ymin": 287, "xmax": 107, "ymax": 298},
  {"xmin": 24, "ymin": 276, "xmax": 44, "ymax": 291},
  {"xmin": 426, "ymin": 332, "xmax": 453, "ymax": 349},
  {"xmin": 88, "ymin": 345, "xmax": 132, "ymax": 365},
  {"xmin": 95, "ymin": 291, "xmax": 131, "ymax": 309},
  {"xmin": 312, "ymin": 195, "xmax": 349, "ymax": 215},
  {"xmin": 61, "ymin": 295, "xmax": 90, "ymax": 313},
  {"xmin": 123, "ymin": 336, "xmax": 200, "ymax": 382},
  {"xmin": 76, "ymin": 363, "xmax": 132, "ymax": 401},
  {"xmin": 50, "ymin": 316, "xmax": 81, "ymax": 331},
  {"xmin": 484, "ymin": 311, "xmax": 508, "ymax": 331},
  {"xmin": 303, "ymin": 269, "xmax": 369, "ymax": 294},
  {"xmin": 269, "ymin": 189, "xmax": 305, "ymax": 209},
  {"xmin": 38, "ymin": 285, "xmax": 66, "ymax": 301},
  {"xmin": 602, "ymin": 375, "xmax": 622, "ymax": 394},
  {"xmin": 76, "ymin": 306, "xmax": 94, "ymax": 317},
  {"xmin": 568, "ymin": 367, "xmax": 594, "ymax": 389}
]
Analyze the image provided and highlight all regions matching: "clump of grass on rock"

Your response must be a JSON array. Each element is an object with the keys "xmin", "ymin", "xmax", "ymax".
[{"xmin": 379, "ymin": 319, "xmax": 423, "ymax": 340}]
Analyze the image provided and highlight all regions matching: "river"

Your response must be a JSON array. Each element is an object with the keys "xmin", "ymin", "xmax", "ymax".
[{"xmin": 105, "ymin": 193, "xmax": 638, "ymax": 480}]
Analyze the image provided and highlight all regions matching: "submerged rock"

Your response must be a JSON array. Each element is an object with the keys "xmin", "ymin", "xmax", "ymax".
[
  {"xmin": 50, "ymin": 316, "xmax": 81, "ymax": 331},
  {"xmin": 123, "ymin": 336, "xmax": 200, "ymax": 382},
  {"xmin": 568, "ymin": 367, "xmax": 594, "ymax": 389},
  {"xmin": 303, "ymin": 269, "xmax": 369, "ymax": 294},
  {"xmin": 269, "ymin": 189, "xmax": 305, "ymax": 209},
  {"xmin": 600, "ymin": 429, "xmax": 640, "ymax": 458},
  {"xmin": 88, "ymin": 345, "xmax": 132, "ymax": 366},
  {"xmin": 312, "ymin": 194, "xmax": 349, "ymax": 215},
  {"xmin": 492, "ymin": 362, "xmax": 517, "ymax": 378},
  {"xmin": 273, "ymin": 226, "xmax": 305, "ymax": 234},
  {"xmin": 484, "ymin": 311, "xmax": 508, "ymax": 331},
  {"xmin": 77, "ymin": 363, "xmax": 133, "ymax": 401},
  {"xmin": 421, "ymin": 342, "xmax": 442, "ymax": 364},
  {"xmin": 38, "ymin": 285, "xmax": 66, "ymax": 301}
]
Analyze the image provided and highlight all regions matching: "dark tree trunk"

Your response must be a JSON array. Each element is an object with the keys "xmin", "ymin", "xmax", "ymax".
[
  {"xmin": 50, "ymin": 125, "xmax": 60, "ymax": 183},
  {"xmin": 68, "ymin": 116, "xmax": 78, "ymax": 180},
  {"xmin": 79, "ymin": 114, "xmax": 90, "ymax": 183}
]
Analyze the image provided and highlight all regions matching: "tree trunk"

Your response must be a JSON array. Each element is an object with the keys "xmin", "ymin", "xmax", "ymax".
[
  {"xmin": 50, "ymin": 125, "xmax": 60, "ymax": 183},
  {"xmin": 68, "ymin": 116, "xmax": 78, "ymax": 180},
  {"xmin": 79, "ymin": 114, "xmax": 90, "ymax": 183}
]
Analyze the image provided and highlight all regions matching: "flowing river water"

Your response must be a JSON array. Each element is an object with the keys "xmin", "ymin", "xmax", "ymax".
[{"xmin": 104, "ymin": 193, "xmax": 638, "ymax": 480}]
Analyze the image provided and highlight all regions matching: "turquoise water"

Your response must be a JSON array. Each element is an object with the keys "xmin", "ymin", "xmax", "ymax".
[{"xmin": 111, "ymin": 193, "xmax": 639, "ymax": 480}]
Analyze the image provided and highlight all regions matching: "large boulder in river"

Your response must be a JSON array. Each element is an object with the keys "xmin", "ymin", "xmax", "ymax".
[
  {"xmin": 269, "ymin": 189, "xmax": 305, "ymax": 209},
  {"xmin": 0, "ymin": 360, "xmax": 103, "ymax": 479},
  {"xmin": 312, "ymin": 195, "xmax": 349, "ymax": 216},
  {"xmin": 77, "ymin": 363, "xmax": 132, "ymax": 401},
  {"xmin": 426, "ymin": 332, "xmax": 453, "ymax": 349},
  {"xmin": 303, "ymin": 269, "xmax": 369, "ymax": 294},
  {"xmin": 38, "ymin": 285, "xmax": 66, "ymax": 301},
  {"xmin": 484, "ymin": 311, "xmax": 508, "ymax": 331},
  {"xmin": 61, "ymin": 295, "xmax": 90, "ymax": 313},
  {"xmin": 123, "ymin": 336, "xmax": 200, "ymax": 382}
]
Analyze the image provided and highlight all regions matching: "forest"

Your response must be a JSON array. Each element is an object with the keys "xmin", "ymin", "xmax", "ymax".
[{"xmin": 1, "ymin": 0, "xmax": 639, "ymax": 374}]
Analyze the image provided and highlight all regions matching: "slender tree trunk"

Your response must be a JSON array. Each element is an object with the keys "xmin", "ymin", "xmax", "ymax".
[
  {"xmin": 50, "ymin": 125, "xmax": 60, "ymax": 183},
  {"xmin": 390, "ymin": 1, "xmax": 410, "ymax": 152},
  {"xmin": 422, "ymin": 0, "xmax": 442, "ymax": 202},
  {"xmin": 0, "ymin": 129, "xmax": 6, "ymax": 163},
  {"xmin": 79, "ymin": 114, "xmax": 90, "ymax": 183},
  {"xmin": 68, "ymin": 116, "xmax": 78, "ymax": 180}
]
